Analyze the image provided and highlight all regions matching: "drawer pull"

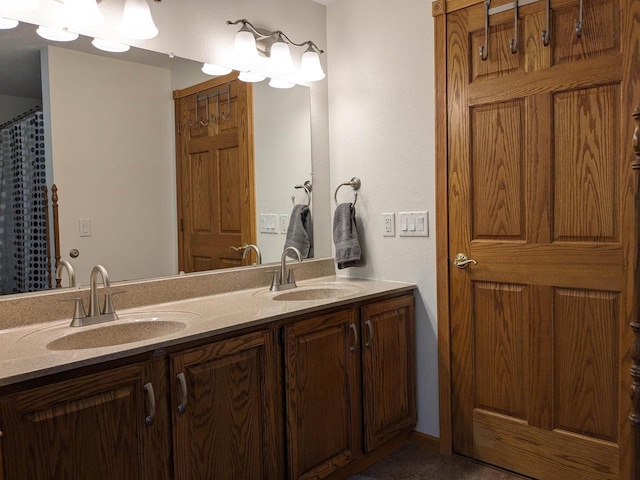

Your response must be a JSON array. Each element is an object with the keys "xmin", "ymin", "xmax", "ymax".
[
  {"xmin": 177, "ymin": 372, "xmax": 188, "ymax": 414},
  {"xmin": 143, "ymin": 382, "xmax": 156, "ymax": 426}
]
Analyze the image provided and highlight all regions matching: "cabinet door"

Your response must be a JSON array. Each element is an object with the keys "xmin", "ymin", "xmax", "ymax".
[
  {"xmin": 361, "ymin": 294, "xmax": 416, "ymax": 452},
  {"xmin": 0, "ymin": 362, "xmax": 168, "ymax": 480},
  {"xmin": 170, "ymin": 329, "xmax": 282, "ymax": 480},
  {"xmin": 284, "ymin": 308, "xmax": 361, "ymax": 480}
]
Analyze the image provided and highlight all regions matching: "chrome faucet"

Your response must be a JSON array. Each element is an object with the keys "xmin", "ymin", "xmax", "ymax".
[
  {"xmin": 55, "ymin": 260, "xmax": 76, "ymax": 288},
  {"xmin": 88, "ymin": 265, "xmax": 117, "ymax": 321},
  {"xmin": 270, "ymin": 246, "xmax": 302, "ymax": 292},
  {"xmin": 242, "ymin": 244, "xmax": 262, "ymax": 265}
]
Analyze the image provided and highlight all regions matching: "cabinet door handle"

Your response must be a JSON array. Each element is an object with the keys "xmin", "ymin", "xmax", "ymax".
[
  {"xmin": 349, "ymin": 323, "xmax": 358, "ymax": 352},
  {"xmin": 177, "ymin": 372, "xmax": 188, "ymax": 414},
  {"xmin": 365, "ymin": 319, "xmax": 373, "ymax": 348},
  {"xmin": 143, "ymin": 382, "xmax": 156, "ymax": 426}
]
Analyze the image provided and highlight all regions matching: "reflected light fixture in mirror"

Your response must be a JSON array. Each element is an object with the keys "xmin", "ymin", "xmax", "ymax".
[
  {"xmin": 120, "ymin": 0, "xmax": 159, "ymax": 40},
  {"xmin": 0, "ymin": 0, "xmax": 40, "ymax": 11},
  {"xmin": 202, "ymin": 63, "xmax": 232, "ymax": 76},
  {"xmin": 92, "ymin": 38, "xmax": 130, "ymax": 52},
  {"xmin": 37, "ymin": 26, "xmax": 79, "ymax": 42},
  {"xmin": 226, "ymin": 19, "xmax": 325, "ymax": 86},
  {"xmin": 0, "ymin": 17, "xmax": 18, "ymax": 29},
  {"xmin": 269, "ymin": 78, "xmax": 295, "ymax": 89}
]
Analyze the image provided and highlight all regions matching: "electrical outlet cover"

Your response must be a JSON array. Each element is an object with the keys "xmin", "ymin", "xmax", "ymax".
[{"xmin": 382, "ymin": 213, "xmax": 395, "ymax": 237}]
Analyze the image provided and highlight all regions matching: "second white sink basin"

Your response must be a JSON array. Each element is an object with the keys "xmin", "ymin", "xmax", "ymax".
[{"xmin": 272, "ymin": 285, "xmax": 361, "ymax": 302}]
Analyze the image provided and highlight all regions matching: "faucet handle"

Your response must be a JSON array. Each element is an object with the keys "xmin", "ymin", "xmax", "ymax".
[
  {"xmin": 103, "ymin": 290, "xmax": 126, "ymax": 315},
  {"xmin": 60, "ymin": 297, "xmax": 86, "ymax": 326},
  {"xmin": 287, "ymin": 268, "xmax": 297, "ymax": 286},
  {"xmin": 268, "ymin": 270, "xmax": 280, "ymax": 292}
]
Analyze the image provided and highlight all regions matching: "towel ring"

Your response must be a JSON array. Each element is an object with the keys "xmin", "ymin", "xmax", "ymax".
[
  {"xmin": 291, "ymin": 181, "xmax": 312, "ymax": 206},
  {"xmin": 334, "ymin": 177, "xmax": 361, "ymax": 206}
]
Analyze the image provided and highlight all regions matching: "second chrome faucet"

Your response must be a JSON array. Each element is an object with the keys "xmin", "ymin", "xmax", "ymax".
[{"xmin": 270, "ymin": 246, "xmax": 303, "ymax": 292}]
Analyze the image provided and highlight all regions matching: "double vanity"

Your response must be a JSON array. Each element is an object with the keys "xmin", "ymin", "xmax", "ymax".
[{"xmin": 0, "ymin": 258, "xmax": 416, "ymax": 479}]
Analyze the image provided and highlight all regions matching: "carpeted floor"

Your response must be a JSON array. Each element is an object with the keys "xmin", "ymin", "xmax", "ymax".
[{"xmin": 348, "ymin": 444, "xmax": 529, "ymax": 480}]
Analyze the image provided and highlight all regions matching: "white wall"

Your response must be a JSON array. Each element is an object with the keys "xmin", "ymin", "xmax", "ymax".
[
  {"xmin": 42, "ymin": 46, "xmax": 176, "ymax": 286},
  {"xmin": 0, "ymin": 95, "xmax": 42, "ymax": 125},
  {"xmin": 326, "ymin": 1, "xmax": 438, "ymax": 437}
]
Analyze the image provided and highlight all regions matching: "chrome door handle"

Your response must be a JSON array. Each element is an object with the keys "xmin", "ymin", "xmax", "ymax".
[
  {"xmin": 454, "ymin": 253, "xmax": 477, "ymax": 269},
  {"xmin": 144, "ymin": 382, "xmax": 156, "ymax": 426},
  {"xmin": 349, "ymin": 323, "xmax": 358, "ymax": 352},
  {"xmin": 364, "ymin": 320, "xmax": 373, "ymax": 349}
]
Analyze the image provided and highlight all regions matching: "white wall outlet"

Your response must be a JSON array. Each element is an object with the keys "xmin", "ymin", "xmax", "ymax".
[
  {"xmin": 382, "ymin": 213, "xmax": 395, "ymax": 237},
  {"xmin": 398, "ymin": 211, "xmax": 429, "ymax": 237},
  {"xmin": 279, "ymin": 214, "xmax": 289, "ymax": 234},
  {"xmin": 259, "ymin": 214, "xmax": 279, "ymax": 234}
]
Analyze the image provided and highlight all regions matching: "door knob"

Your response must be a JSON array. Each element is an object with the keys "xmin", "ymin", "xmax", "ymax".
[{"xmin": 454, "ymin": 253, "xmax": 477, "ymax": 269}]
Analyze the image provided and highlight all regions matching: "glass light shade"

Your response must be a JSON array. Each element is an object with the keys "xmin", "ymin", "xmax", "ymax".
[
  {"xmin": 92, "ymin": 38, "xmax": 130, "ymax": 53},
  {"xmin": 267, "ymin": 41, "xmax": 295, "ymax": 76},
  {"xmin": 0, "ymin": 17, "xmax": 18, "ymax": 29},
  {"xmin": 238, "ymin": 70, "xmax": 265, "ymax": 83},
  {"xmin": 0, "ymin": 0, "xmax": 39, "ymax": 11},
  {"xmin": 201, "ymin": 63, "xmax": 232, "ymax": 76},
  {"xmin": 233, "ymin": 29, "xmax": 259, "ymax": 70},
  {"xmin": 65, "ymin": 0, "xmax": 103, "ymax": 27},
  {"xmin": 120, "ymin": 0, "xmax": 158, "ymax": 40},
  {"xmin": 36, "ymin": 26, "xmax": 79, "ymax": 42},
  {"xmin": 299, "ymin": 50, "xmax": 325, "ymax": 81},
  {"xmin": 268, "ymin": 78, "xmax": 295, "ymax": 89}
]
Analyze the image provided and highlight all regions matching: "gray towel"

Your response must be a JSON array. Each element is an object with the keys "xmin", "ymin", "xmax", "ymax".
[
  {"xmin": 284, "ymin": 204, "xmax": 313, "ymax": 259},
  {"xmin": 333, "ymin": 202, "xmax": 363, "ymax": 269}
]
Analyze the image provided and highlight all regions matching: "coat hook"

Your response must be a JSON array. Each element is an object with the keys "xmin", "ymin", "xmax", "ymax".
[
  {"xmin": 541, "ymin": 0, "xmax": 550, "ymax": 46},
  {"xmin": 575, "ymin": 0, "xmax": 583, "ymax": 38},
  {"xmin": 220, "ymin": 83, "xmax": 231, "ymax": 121},
  {"xmin": 479, "ymin": 0, "xmax": 490, "ymax": 61},
  {"xmin": 509, "ymin": 0, "xmax": 519, "ymax": 54},
  {"xmin": 199, "ymin": 95, "xmax": 209, "ymax": 126},
  {"xmin": 189, "ymin": 94, "xmax": 200, "ymax": 128}
]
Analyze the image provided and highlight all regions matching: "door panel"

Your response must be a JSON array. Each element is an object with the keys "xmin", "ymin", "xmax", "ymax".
[{"xmin": 447, "ymin": 0, "xmax": 637, "ymax": 478}]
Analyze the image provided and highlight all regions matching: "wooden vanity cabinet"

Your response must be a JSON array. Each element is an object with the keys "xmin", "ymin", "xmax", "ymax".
[
  {"xmin": 0, "ymin": 360, "xmax": 171, "ymax": 480},
  {"xmin": 169, "ymin": 328, "xmax": 283, "ymax": 480},
  {"xmin": 283, "ymin": 293, "xmax": 416, "ymax": 480}
]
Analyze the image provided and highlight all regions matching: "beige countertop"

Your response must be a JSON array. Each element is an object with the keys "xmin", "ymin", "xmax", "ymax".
[{"xmin": 0, "ymin": 276, "xmax": 415, "ymax": 389}]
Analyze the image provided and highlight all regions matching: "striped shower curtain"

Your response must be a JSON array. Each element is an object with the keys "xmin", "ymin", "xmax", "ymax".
[{"xmin": 0, "ymin": 109, "xmax": 49, "ymax": 294}]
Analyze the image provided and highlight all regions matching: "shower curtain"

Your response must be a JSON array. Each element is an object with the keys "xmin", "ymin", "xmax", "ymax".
[{"xmin": 0, "ymin": 109, "xmax": 49, "ymax": 295}]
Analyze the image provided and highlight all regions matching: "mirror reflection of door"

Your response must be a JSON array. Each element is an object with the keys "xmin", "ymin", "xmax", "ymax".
[{"xmin": 174, "ymin": 74, "xmax": 256, "ymax": 272}]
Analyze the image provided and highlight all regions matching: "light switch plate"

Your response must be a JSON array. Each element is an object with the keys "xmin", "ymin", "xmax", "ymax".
[
  {"xmin": 79, "ymin": 219, "xmax": 91, "ymax": 237},
  {"xmin": 382, "ymin": 213, "xmax": 395, "ymax": 237},
  {"xmin": 259, "ymin": 214, "xmax": 279, "ymax": 234},
  {"xmin": 398, "ymin": 211, "xmax": 429, "ymax": 237}
]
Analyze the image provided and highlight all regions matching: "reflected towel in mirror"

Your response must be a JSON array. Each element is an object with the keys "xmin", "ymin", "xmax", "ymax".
[{"xmin": 285, "ymin": 204, "xmax": 313, "ymax": 259}]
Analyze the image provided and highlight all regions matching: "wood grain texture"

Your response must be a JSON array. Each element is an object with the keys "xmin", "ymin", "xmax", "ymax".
[
  {"xmin": 0, "ymin": 363, "xmax": 168, "ymax": 480},
  {"xmin": 471, "ymin": 22, "xmax": 522, "ymax": 82},
  {"xmin": 633, "ymin": 103, "xmax": 640, "ymax": 480},
  {"xmin": 170, "ymin": 329, "xmax": 281, "ymax": 480},
  {"xmin": 361, "ymin": 295, "xmax": 416, "ymax": 452},
  {"xmin": 284, "ymin": 308, "xmax": 361, "ymax": 480}
]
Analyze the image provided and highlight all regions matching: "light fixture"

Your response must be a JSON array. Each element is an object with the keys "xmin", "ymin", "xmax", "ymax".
[
  {"xmin": 92, "ymin": 38, "xmax": 130, "ymax": 53},
  {"xmin": 238, "ymin": 70, "xmax": 265, "ymax": 83},
  {"xmin": 269, "ymin": 78, "xmax": 295, "ymax": 89},
  {"xmin": 0, "ymin": 0, "xmax": 39, "ymax": 11},
  {"xmin": 0, "ymin": 17, "xmax": 18, "ymax": 29},
  {"xmin": 36, "ymin": 26, "xmax": 79, "ymax": 42},
  {"xmin": 202, "ymin": 63, "xmax": 232, "ymax": 76},
  {"xmin": 227, "ymin": 19, "xmax": 325, "ymax": 87},
  {"xmin": 120, "ymin": 0, "xmax": 158, "ymax": 40},
  {"xmin": 65, "ymin": 0, "xmax": 104, "ymax": 27}
]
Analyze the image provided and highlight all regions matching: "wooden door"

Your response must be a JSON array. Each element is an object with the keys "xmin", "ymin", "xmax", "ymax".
[
  {"xmin": 170, "ymin": 329, "xmax": 282, "ymax": 480},
  {"xmin": 446, "ymin": 0, "xmax": 639, "ymax": 478},
  {"xmin": 284, "ymin": 308, "xmax": 362, "ymax": 480},
  {"xmin": 0, "ymin": 362, "xmax": 170, "ymax": 480},
  {"xmin": 174, "ymin": 73, "xmax": 256, "ymax": 272},
  {"xmin": 361, "ymin": 295, "xmax": 416, "ymax": 452}
]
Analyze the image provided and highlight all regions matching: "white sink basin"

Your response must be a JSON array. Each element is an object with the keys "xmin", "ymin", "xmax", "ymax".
[{"xmin": 272, "ymin": 285, "xmax": 361, "ymax": 302}]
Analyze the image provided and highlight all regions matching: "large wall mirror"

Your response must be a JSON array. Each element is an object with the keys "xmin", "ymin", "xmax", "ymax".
[{"xmin": 0, "ymin": 22, "xmax": 313, "ymax": 295}]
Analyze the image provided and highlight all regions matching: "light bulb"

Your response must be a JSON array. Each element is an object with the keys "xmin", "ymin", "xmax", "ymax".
[
  {"xmin": 92, "ymin": 38, "xmax": 130, "ymax": 53},
  {"xmin": 233, "ymin": 27, "xmax": 259, "ymax": 70},
  {"xmin": 269, "ymin": 78, "xmax": 295, "ymax": 89},
  {"xmin": 0, "ymin": 17, "xmax": 18, "ymax": 29},
  {"xmin": 267, "ymin": 40, "xmax": 295, "ymax": 76},
  {"xmin": 299, "ymin": 49, "xmax": 325, "ymax": 81},
  {"xmin": 0, "ymin": 0, "xmax": 39, "ymax": 11},
  {"xmin": 238, "ymin": 71, "xmax": 265, "ymax": 83},
  {"xmin": 120, "ymin": 0, "xmax": 158, "ymax": 40},
  {"xmin": 202, "ymin": 63, "xmax": 232, "ymax": 76},
  {"xmin": 65, "ymin": 0, "xmax": 103, "ymax": 27},
  {"xmin": 36, "ymin": 26, "xmax": 79, "ymax": 42}
]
